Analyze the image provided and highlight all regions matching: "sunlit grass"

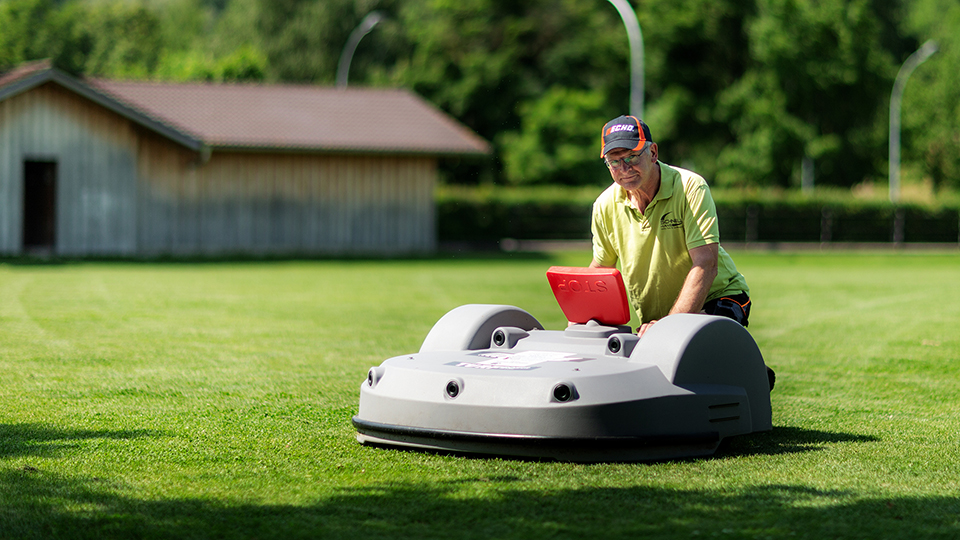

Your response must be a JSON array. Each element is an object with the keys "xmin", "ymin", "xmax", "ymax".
[{"xmin": 1, "ymin": 251, "xmax": 959, "ymax": 539}]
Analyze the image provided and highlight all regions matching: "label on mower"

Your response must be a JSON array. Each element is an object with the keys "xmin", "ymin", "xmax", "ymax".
[{"xmin": 448, "ymin": 351, "xmax": 586, "ymax": 370}]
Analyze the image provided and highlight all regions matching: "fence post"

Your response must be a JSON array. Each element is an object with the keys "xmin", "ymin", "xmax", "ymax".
[
  {"xmin": 892, "ymin": 207, "xmax": 906, "ymax": 245},
  {"xmin": 745, "ymin": 205, "xmax": 759, "ymax": 243},
  {"xmin": 820, "ymin": 207, "xmax": 833, "ymax": 244}
]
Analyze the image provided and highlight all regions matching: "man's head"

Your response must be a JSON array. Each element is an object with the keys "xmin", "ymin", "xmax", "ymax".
[
  {"xmin": 600, "ymin": 115, "xmax": 652, "ymax": 158},
  {"xmin": 600, "ymin": 115, "xmax": 659, "ymax": 193}
]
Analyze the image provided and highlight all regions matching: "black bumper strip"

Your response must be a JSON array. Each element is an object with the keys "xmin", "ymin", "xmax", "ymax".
[{"xmin": 352, "ymin": 417, "xmax": 719, "ymax": 450}]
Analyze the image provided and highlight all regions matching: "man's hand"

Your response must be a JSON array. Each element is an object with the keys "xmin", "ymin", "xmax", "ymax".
[
  {"xmin": 637, "ymin": 319, "xmax": 658, "ymax": 337},
  {"xmin": 636, "ymin": 245, "xmax": 719, "ymax": 338}
]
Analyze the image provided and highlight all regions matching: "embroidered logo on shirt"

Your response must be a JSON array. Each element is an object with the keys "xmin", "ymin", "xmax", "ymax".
[{"xmin": 660, "ymin": 212, "xmax": 683, "ymax": 230}]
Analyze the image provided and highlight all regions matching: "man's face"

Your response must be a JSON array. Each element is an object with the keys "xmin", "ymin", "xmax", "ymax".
[{"xmin": 604, "ymin": 144, "xmax": 658, "ymax": 191}]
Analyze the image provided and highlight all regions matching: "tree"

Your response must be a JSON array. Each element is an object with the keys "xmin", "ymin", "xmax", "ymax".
[
  {"xmin": 77, "ymin": 1, "xmax": 165, "ymax": 78},
  {"xmin": 638, "ymin": 0, "xmax": 755, "ymax": 180},
  {"xmin": 902, "ymin": 0, "xmax": 960, "ymax": 191},
  {"xmin": 0, "ymin": 0, "xmax": 168, "ymax": 78},
  {"xmin": 246, "ymin": 0, "xmax": 389, "ymax": 83},
  {"xmin": 379, "ymin": 0, "xmax": 629, "ymax": 184},
  {"xmin": 706, "ymin": 0, "xmax": 905, "ymax": 188},
  {"xmin": 499, "ymin": 87, "xmax": 610, "ymax": 185},
  {"xmin": 0, "ymin": 0, "xmax": 76, "ymax": 72},
  {"xmin": 149, "ymin": 0, "xmax": 267, "ymax": 82},
  {"xmin": 4, "ymin": 0, "xmax": 945, "ymax": 190},
  {"xmin": 153, "ymin": 44, "xmax": 266, "ymax": 82}
]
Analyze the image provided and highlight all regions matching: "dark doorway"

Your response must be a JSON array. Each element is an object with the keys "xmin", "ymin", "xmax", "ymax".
[{"xmin": 22, "ymin": 160, "xmax": 58, "ymax": 251}]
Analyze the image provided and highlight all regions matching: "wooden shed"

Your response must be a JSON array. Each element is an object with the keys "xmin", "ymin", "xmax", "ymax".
[{"xmin": 0, "ymin": 60, "xmax": 489, "ymax": 257}]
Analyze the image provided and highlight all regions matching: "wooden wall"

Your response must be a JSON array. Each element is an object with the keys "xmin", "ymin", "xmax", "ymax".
[
  {"xmin": 0, "ymin": 82, "xmax": 138, "ymax": 255},
  {"xmin": 136, "ymin": 132, "xmax": 438, "ymax": 255},
  {"xmin": 0, "ymin": 82, "xmax": 439, "ymax": 256}
]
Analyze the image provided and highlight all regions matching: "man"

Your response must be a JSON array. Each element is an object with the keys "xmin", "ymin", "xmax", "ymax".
[{"xmin": 590, "ymin": 115, "xmax": 752, "ymax": 338}]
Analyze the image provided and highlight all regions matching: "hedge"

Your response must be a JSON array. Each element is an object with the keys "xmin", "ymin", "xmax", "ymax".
[{"xmin": 437, "ymin": 186, "xmax": 960, "ymax": 245}]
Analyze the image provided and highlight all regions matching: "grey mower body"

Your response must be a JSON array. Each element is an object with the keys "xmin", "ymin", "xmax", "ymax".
[{"xmin": 354, "ymin": 304, "xmax": 772, "ymax": 462}]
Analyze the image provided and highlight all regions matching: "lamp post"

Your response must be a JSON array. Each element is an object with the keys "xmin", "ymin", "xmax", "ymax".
[
  {"xmin": 889, "ymin": 40, "xmax": 937, "ymax": 203},
  {"xmin": 606, "ymin": 0, "xmax": 644, "ymax": 118},
  {"xmin": 336, "ymin": 11, "xmax": 384, "ymax": 88}
]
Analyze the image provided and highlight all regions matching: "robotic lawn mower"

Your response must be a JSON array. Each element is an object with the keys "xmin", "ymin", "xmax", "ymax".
[{"xmin": 354, "ymin": 267, "xmax": 772, "ymax": 462}]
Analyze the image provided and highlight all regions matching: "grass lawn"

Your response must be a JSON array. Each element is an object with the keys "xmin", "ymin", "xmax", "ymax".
[{"xmin": 1, "ymin": 250, "xmax": 959, "ymax": 539}]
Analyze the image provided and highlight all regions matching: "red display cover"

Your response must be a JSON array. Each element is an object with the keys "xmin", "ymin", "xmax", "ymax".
[{"xmin": 546, "ymin": 266, "xmax": 631, "ymax": 326}]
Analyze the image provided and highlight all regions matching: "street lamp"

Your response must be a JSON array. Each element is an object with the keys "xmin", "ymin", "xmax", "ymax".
[
  {"xmin": 336, "ymin": 11, "xmax": 384, "ymax": 88},
  {"xmin": 606, "ymin": 0, "xmax": 644, "ymax": 118},
  {"xmin": 889, "ymin": 40, "xmax": 938, "ymax": 203}
]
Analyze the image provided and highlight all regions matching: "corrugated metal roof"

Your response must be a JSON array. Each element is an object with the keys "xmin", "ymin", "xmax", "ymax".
[
  {"xmin": 0, "ymin": 61, "xmax": 490, "ymax": 156},
  {"xmin": 87, "ymin": 79, "xmax": 490, "ymax": 156}
]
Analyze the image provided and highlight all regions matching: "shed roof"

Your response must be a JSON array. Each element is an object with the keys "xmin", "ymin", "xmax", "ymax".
[{"xmin": 0, "ymin": 60, "xmax": 490, "ymax": 157}]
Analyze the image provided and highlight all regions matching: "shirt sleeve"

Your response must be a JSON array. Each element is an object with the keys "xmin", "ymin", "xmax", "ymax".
[
  {"xmin": 591, "ymin": 200, "xmax": 619, "ymax": 266},
  {"xmin": 683, "ymin": 178, "xmax": 720, "ymax": 250}
]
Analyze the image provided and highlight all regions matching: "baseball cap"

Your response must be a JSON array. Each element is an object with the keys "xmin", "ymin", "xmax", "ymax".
[{"xmin": 600, "ymin": 115, "xmax": 652, "ymax": 157}]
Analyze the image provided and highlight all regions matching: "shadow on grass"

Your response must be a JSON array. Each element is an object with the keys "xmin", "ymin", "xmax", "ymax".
[
  {"xmin": 0, "ymin": 423, "xmax": 156, "ymax": 459},
  {"xmin": 716, "ymin": 426, "xmax": 880, "ymax": 458},
  {"xmin": 4, "ymin": 424, "xmax": 948, "ymax": 539},
  {"xmin": 2, "ymin": 468, "xmax": 958, "ymax": 540}
]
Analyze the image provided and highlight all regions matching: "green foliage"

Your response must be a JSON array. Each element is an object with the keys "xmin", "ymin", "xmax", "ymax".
[
  {"xmin": 383, "ymin": 0, "xmax": 628, "ymax": 185},
  {"xmin": 247, "ymin": 0, "xmax": 393, "ymax": 83},
  {"xmin": 76, "ymin": 1, "xmax": 165, "ymax": 77},
  {"xmin": 0, "ymin": 0, "xmax": 169, "ymax": 77},
  {"xmin": 498, "ymin": 87, "xmax": 611, "ymax": 185},
  {"xmin": 154, "ymin": 44, "xmax": 266, "ymax": 81},
  {"xmin": 0, "ymin": 0, "xmax": 78, "ymax": 72},
  {"xmin": 639, "ymin": 0, "xmax": 754, "ymax": 176},
  {"xmin": 714, "ymin": 0, "xmax": 902, "ymax": 188},
  {"xmin": 0, "ymin": 0, "xmax": 957, "ymax": 189},
  {"xmin": 0, "ymin": 0, "xmax": 267, "ymax": 80},
  {"xmin": 903, "ymin": 0, "xmax": 960, "ymax": 190}
]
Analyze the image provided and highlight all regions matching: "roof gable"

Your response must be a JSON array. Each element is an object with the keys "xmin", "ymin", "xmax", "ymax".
[
  {"xmin": 0, "ymin": 60, "xmax": 204, "ymax": 151},
  {"xmin": 0, "ymin": 61, "xmax": 490, "ymax": 157}
]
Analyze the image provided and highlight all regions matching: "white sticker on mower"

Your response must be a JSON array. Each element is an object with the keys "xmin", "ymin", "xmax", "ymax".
[
  {"xmin": 451, "ymin": 351, "xmax": 586, "ymax": 370},
  {"xmin": 482, "ymin": 351, "xmax": 583, "ymax": 364}
]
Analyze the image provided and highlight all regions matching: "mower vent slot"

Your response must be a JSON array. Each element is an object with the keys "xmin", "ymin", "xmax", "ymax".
[{"xmin": 707, "ymin": 403, "xmax": 741, "ymax": 423}]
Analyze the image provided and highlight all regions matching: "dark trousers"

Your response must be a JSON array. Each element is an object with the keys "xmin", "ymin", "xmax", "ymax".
[{"xmin": 702, "ymin": 292, "xmax": 751, "ymax": 327}]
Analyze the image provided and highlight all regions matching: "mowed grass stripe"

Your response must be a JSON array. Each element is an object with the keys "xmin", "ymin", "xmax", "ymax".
[{"xmin": 1, "ymin": 252, "xmax": 959, "ymax": 539}]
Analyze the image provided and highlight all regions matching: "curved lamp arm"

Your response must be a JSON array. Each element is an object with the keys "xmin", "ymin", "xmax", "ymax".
[
  {"xmin": 889, "ymin": 40, "xmax": 938, "ymax": 202},
  {"xmin": 606, "ymin": 0, "xmax": 644, "ymax": 117},
  {"xmin": 337, "ymin": 11, "xmax": 384, "ymax": 88}
]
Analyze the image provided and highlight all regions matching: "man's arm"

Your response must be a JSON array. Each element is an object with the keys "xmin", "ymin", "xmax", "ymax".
[
  {"xmin": 669, "ymin": 243, "xmax": 719, "ymax": 315},
  {"xmin": 638, "ymin": 243, "xmax": 719, "ymax": 337}
]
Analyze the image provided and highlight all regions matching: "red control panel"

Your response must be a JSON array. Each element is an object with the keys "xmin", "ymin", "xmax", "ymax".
[{"xmin": 546, "ymin": 266, "xmax": 631, "ymax": 326}]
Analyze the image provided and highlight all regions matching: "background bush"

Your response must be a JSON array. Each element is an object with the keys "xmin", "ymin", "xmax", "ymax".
[{"xmin": 437, "ymin": 186, "xmax": 960, "ymax": 245}]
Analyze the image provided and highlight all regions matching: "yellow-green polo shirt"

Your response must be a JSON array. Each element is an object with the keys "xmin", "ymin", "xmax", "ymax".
[{"xmin": 591, "ymin": 162, "xmax": 749, "ymax": 323}]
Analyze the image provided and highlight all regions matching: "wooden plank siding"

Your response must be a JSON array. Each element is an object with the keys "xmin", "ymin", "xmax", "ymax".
[
  {"xmin": 0, "ymin": 82, "xmax": 138, "ymax": 255},
  {"xmin": 135, "ymin": 130, "xmax": 438, "ymax": 256}
]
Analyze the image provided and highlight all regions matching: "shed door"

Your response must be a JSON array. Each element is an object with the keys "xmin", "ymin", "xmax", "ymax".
[{"xmin": 22, "ymin": 160, "xmax": 58, "ymax": 250}]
